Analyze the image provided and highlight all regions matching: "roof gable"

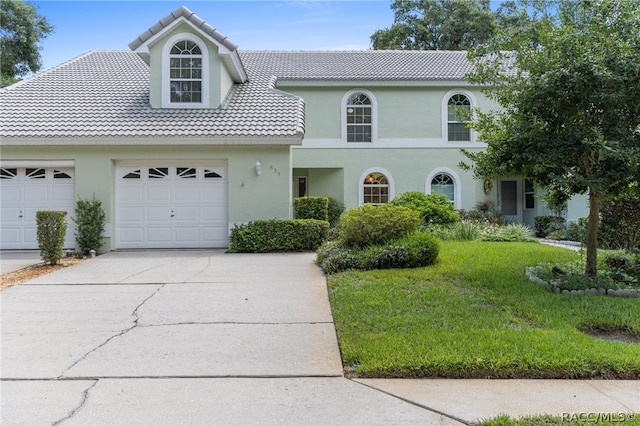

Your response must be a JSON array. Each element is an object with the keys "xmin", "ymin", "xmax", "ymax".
[{"xmin": 129, "ymin": 5, "xmax": 247, "ymax": 83}]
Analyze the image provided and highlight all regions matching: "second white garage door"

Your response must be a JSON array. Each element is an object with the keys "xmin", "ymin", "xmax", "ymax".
[{"xmin": 116, "ymin": 162, "xmax": 228, "ymax": 249}]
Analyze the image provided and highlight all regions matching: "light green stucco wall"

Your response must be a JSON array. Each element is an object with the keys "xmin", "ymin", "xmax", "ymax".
[
  {"xmin": 279, "ymin": 86, "xmax": 496, "ymax": 140},
  {"xmin": 147, "ymin": 22, "xmax": 233, "ymax": 109},
  {"xmin": 292, "ymin": 147, "xmax": 485, "ymax": 210},
  {"xmin": 2, "ymin": 144, "xmax": 292, "ymax": 250}
]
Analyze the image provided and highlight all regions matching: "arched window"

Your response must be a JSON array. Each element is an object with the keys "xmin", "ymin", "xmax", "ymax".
[
  {"xmin": 345, "ymin": 92, "xmax": 373, "ymax": 142},
  {"xmin": 362, "ymin": 172, "xmax": 389, "ymax": 204},
  {"xmin": 431, "ymin": 173, "xmax": 455, "ymax": 203},
  {"xmin": 169, "ymin": 40, "xmax": 203, "ymax": 103},
  {"xmin": 426, "ymin": 168, "xmax": 461, "ymax": 209},
  {"xmin": 447, "ymin": 94, "xmax": 471, "ymax": 141}
]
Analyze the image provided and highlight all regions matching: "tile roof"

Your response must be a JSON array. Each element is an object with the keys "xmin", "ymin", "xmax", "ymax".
[
  {"xmin": 240, "ymin": 50, "xmax": 476, "ymax": 81},
  {"xmin": 0, "ymin": 51, "xmax": 304, "ymax": 139},
  {"xmin": 0, "ymin": 48, "xmax": 481, "ymax": 139},
  {"xmin": 129, "ymin": 6, "xmax": 238, "ymax": 53}
]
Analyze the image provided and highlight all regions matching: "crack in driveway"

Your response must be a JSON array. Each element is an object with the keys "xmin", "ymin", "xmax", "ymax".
[
  {"xmin": 57, "ymin": 284, "xmax": 166, "ymax": 379},
  {"xmin": 51, "ymin": 380, "xmax": 98, "ymax": 425}
]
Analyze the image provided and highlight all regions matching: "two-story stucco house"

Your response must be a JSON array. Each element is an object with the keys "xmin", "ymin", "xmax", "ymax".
[{"xmin": 0, "ymin": 6, "xmax": 587, "ymax": 251}]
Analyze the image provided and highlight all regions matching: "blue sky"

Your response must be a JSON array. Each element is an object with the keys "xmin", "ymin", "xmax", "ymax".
[{"xmin": 33, "ymin": 0, "xmax": 399, "ymax": 72}]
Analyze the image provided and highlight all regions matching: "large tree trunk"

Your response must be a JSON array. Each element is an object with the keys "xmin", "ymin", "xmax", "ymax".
[{"xmin": 585, "ymin": 188, "xmax": 605, "ymax": 277}]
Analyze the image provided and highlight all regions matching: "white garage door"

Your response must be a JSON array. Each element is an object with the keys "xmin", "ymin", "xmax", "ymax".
[
  {"xmin": 116, "ymin": 162, "xmax": 228, "ymax": 249},
  {"xmin": 0, "ymin": 167, "xmax": 76, "ymax": 250}
]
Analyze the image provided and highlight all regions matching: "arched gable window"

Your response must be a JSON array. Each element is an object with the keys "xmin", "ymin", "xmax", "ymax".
[
  {"xmin": 359, "ymin": 168, "xmax": 394, "ymax": 205},
  {"xmin": 169, "ymin": 40, "xmax": 202, "ymax": 103},
  {"xmin": 162, "ymin": 33, "xmax": 209, "ymax": 108},
  {"xmin": 343, "ymin": 90, "xmax": 377, "ymax": 143}
]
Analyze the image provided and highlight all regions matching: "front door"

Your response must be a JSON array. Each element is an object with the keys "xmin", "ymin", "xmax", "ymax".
[{"xmin": 499, "ymin": 179, "xmax": 520, "ymax": 222}]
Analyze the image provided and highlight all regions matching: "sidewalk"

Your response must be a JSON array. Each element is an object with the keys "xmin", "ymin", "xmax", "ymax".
[{"xmin": 1, "ymin": 250, "xmax": 638, "ymax": 425}]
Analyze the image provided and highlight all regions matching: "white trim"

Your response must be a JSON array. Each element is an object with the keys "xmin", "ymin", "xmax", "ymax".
[
  {"xmin": 441, "ymin": 89, "xmax": 478, "ymax": 144},
  {"xmin": 278, "ymin": 80, "xmax": 478, "ymax": 87},
  {"xmin": 426, "ymin": 167, "xmax": 462, "ymax": 209},
  {"xmin": 358, "ymin": 167, "xmax": 395, "ymax": 206},
  {"xmin": 162, "ymin": 32, "xmax": 210, "ymax": 109},
  {"xmin": 0, "ymin": 160, "xmax": 75, "ymax": 167},
  {"xmin": 299, "ymin": 138, "xmax": 487, "ymax": 149},
  {"xmin": 132, "ymin": 17, "xmax": 233, "ymax": 56},
  {"xmin": 341, "ymin": 89, "xmax": 378, "ymax": 143}
]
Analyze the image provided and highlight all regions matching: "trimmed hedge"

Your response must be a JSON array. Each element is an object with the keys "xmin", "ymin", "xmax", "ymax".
[
  {"xmin": 338, "ymin": 204, "xmax": 420, "ymax": 248},
  {"xmin": 74, "ymin": 197, "xmax": 106, "ymax": 255},
  {"xmin": 36, "ymin": 210, "xmax": 67, "ymax": 265},
  {"xmin": 229, "ymin": 219, "xmax": 329, "ymax": 253},
  {"xmin": 294, "ymin": 197, "xmax": 329, "ymax": 221}
]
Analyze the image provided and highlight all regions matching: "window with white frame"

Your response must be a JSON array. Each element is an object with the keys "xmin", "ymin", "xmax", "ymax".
[
  {"xmin": 447, "ymin": 94, "xmax": 471, "ymax": 141},
  {"xmin": 346, "ymin": 92, "xmax": 372, "ymax": 142},
  {"xmin": 362, "ymin": 172, "xmax": 389, "ymax": 204},
  {"xmin": 169, "ymin": 40, "xmax": 203, "ymax": 103},
  {"xmin": 431, "ymin": 173, "xmax": 455, "ymax": 203}
]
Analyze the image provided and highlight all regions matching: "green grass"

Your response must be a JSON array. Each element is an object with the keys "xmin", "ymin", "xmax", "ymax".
[
  {"xmin": 477, "ymin": 413, "xmax": 640, "ymax": 425},
  {"xmin": 327, "ymin": 241, "xmax": 640, "ymax": 378}
]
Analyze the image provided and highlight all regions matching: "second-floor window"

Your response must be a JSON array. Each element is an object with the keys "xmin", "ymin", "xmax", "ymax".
[
  {"xmin": 447, "ymin": 94, "xmax": 471, "ymax": 141},
  {"xmin": 346, "ymin": 92, "xmax": 372, "ymax": 142},
  {"xmin": 169, "ymin": 40, "xmax": 202, "ymax": 103}
]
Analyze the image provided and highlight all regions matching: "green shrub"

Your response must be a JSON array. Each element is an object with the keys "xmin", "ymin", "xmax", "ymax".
[
  {"xmin": 390, "ymin": 191, "xmax": 460, "ymax": 225},
  {"xmin": 36, "ymin": 210, "xmax": 68, "ymax": 265},
  {"xmin": 366, "ymin": 231, "xmax": 440, "ymax": 270},
  {"xmin": 316, "ymin": 241, "xmax": 366, "ymax": 274},
  {"xmin": 229, "ymin": 219, "xmax": 329, "ymax": 253},
  {"xmin": 599, "ymin": 184, "xmax": 640, "ymax": 251},
  {"xmin": 338, "ymin": 204, "xmax": 420, "ymax": 248},
  {"xmin": 327, "ymin": 197, "xmax": 345, "ymax": 227},
  {"xmin": 565, "ymin": 219, "xmax": 586, "ymax": 243},
  {"xmin": 316, "ymin": 231, "xmax": 440, "ymax": 274},
  {"xmin": 534, "ymin": 216, "xmax": 566, "ymax": 238},
  {"xmin": 73, "ymin": 197, "xmax": 106, "ymax": 255},
  {"xmin": 293, "ymin": 197, "xmax": 328, "ymax": 221},
  {"xmin": 480, "ymin": 224, "xmax": 534, "ymax": 242}
]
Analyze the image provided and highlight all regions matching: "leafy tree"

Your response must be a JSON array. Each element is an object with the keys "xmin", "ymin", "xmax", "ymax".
[
  {"xmin": 462, "ymin": 0, "xmax": 640, "ymax": 277},
  {"xmin": 371, "ymin": 0, "xmax": 528, "ymax": 50},
  {"xmin": 0, "ymin": 0, "xmax": 53, "ymax": 87}
]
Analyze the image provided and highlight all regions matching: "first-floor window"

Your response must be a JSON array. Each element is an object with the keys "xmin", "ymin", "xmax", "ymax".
[
  {"xmin": 431, "ymin": 173, "xmax": 455, "ymax": 203},
  {"xmin": 363, "ymin": 172, "xmax": 389, "ymax": 204},
  {"xmin": 524, "ymin": 179, "xmax": 535, "ymax": 209}
]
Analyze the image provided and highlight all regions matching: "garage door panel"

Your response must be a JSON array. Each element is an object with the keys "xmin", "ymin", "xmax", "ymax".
[
  {"xmin": 148, "ymin": 206, "xmax": 172, "ymax": 221},
  {"xmin": 175, "ymin": 206, "xmax": 198, "ymax": 221},
  {"xmin": 203, "ymin": 206, "xmax": 226, "ymax": 221},
  {"xmin": 119, "ymin": 206, "xmax": 144, "ymax": 222},
  {"xmin": 1, "ymin": 208, "xmax": 21, "ymax": 224},
  {"xmin": 175, "ymin": 186, "xmax": 199, "ymax": 201},
  {"xmin": 1, "ymin": 228, "xmax": 21, "ymax": 245},
  {"xmin": 119, "ymin": 228, "xmax": 144, "ymax": 243},
  {"xmin": 52, "ymin": 184, "xmax": 74, "ymax": 199},
  {"xmin": 119, "ymin": 186, "xmax": 144, "ymax": 201},
  {"xmin": 24, "ymin": 186, "xmax": 48, "ymax": 202},
  {"xmin": 147, "ymin": 186, "xmax": 171, "ymax": 202},
  {"xmin": 116, "ymin": 162, "xmax": 228, "ymax": 249},
  {"xmin": 1, "ymin": 186, "xmax": 20, "ymax": 203},
  {"xmin": 175, "ymin": 227, "xmax": 199, "ymax": 242},
  {"xmin": 147, "ymin": 227, "xmax": 171, "ymax": 242}
]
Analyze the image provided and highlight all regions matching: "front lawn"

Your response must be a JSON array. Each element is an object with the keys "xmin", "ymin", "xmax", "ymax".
[{"xmin": 327, "ymin": 241, "xmax": 640, "ymax": 378}]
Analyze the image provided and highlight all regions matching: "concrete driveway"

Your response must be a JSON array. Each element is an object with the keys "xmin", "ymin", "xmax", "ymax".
[{"xmin": 1, "ymin": 250, "xmax": 458, "ymax": 425}]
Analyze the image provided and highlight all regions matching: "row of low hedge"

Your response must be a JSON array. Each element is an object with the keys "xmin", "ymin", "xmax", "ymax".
[{"xmin": 229, "ymin": 219, "xmax": 329, "ymax": 253}]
